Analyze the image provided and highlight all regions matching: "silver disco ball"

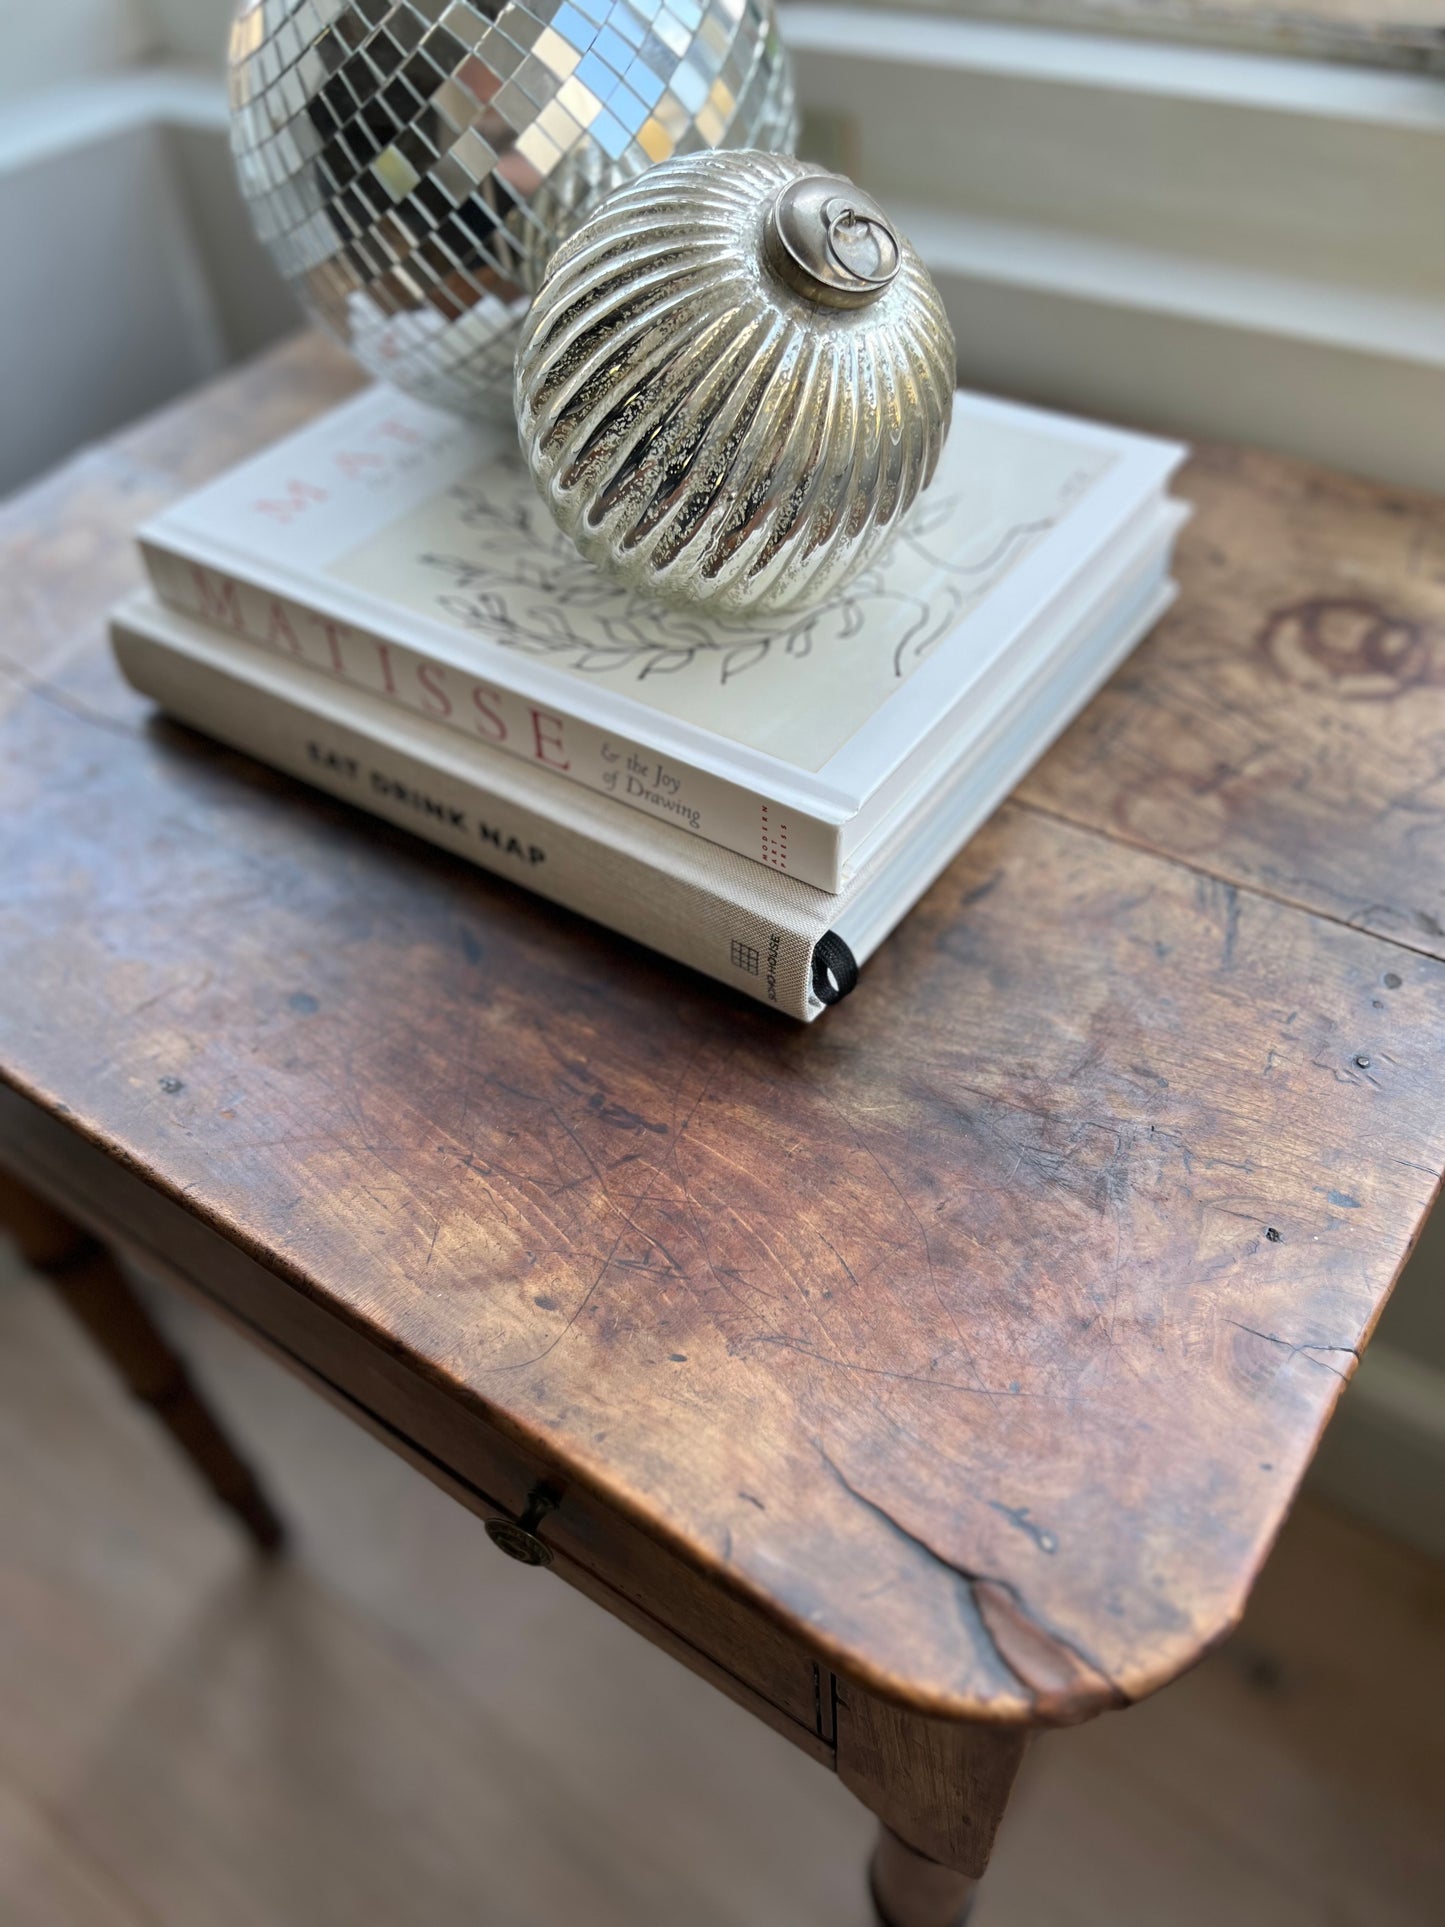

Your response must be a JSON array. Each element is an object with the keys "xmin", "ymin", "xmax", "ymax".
[{"xmin": 227, "ymin": 0, "xmax": 797, "ymax": 415}]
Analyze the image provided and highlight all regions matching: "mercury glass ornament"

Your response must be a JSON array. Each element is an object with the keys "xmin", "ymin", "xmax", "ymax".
[
  {"xmin": 514, "ymin": 151, "xmax": 955, "ymax": 616},
  {"xmin": 227, "ymin": 0, "xmax": 796, "ymax": 415}
]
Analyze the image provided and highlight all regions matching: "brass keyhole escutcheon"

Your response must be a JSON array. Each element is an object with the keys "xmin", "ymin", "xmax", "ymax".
[
  {"xmin": 485, "ymin": 1484, "xmax": 561, "ymax": 1566},
  {"xmin": 484, "ymin": 1519, "xmax": 553, "ymax": 1566}
]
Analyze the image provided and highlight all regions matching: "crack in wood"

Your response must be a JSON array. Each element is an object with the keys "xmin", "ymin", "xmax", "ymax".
[
  {"xmin": 815, "ymin": 1443, "xmax": 1125, "ymax": 1723},
  {"xmin": 1230, "ymin": 1322, "xmax": 1361, "ymax": 1380}
]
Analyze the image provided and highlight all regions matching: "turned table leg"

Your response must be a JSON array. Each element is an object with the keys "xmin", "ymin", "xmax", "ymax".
[
  {"xmin": 870, "ymin": 1827, "xmax": 978, "ymax": 1927},
  {"xmin": 0, "ymin": 1172, "xmax": 285, "ymax": 1551},
  {"xmin": 834, "ymin": 1676, "xmax": 1027, "ymax": 1927}
]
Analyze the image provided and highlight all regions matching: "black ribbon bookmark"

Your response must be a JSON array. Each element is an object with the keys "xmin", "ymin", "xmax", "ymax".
[{"xmin": 812, "ymin": 931, "xmax": 860, "ymax": 1006}]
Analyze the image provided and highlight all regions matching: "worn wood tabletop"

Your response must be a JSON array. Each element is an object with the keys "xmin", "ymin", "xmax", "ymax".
[{"xmin": 2, "ymin": 335, "xmax": 1442, "ymax": 1731}]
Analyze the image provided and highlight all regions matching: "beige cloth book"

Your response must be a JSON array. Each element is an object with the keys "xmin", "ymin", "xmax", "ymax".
[{"xmin": 110, "ymin": 543, "xmax": 1177, "ymax": 1019}]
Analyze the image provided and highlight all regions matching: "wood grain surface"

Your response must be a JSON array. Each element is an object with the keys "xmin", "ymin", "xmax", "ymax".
[
  {"xmin": 1023, "ymin": 442, "xmax": 1445, "ymax": 960},
  {"xmin": 1, "ymin": 335, "xmax": 1442, "ymax": 1728},
  {"xmin": 6, "ymin": 1237, "xmax": 1444, "ymax": 1927}
]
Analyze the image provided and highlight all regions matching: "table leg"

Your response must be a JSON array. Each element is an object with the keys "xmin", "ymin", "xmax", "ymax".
[
  {"xmin": 869, "ymin": 1827, "xmax": 978, "ymax": 1927},
  {"xmin": 835, "ymin": 1679, "xmax": 1027, "ymax": 1927},
  {"xmin": 0, "ymin": 1172, "xmax": 285, "ymax": 1551}
]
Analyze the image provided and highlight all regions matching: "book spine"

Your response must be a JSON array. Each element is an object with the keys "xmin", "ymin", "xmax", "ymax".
[
  {"xmin": 113, "ymin": 622, "xmax": 825, "ymax": 1022},
  {"xmin": 138, "ymin": 540, "xmax": 844, "ymax": 892}
]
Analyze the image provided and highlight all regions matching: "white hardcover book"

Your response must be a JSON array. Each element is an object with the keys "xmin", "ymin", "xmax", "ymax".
[
  {"xmin": 139, "ymin": 382, "xmax": 1186, "ymax": 891},
  {"xmin": 111, "ymin": 519, "xmax": 1178, "ymax": 1020}
]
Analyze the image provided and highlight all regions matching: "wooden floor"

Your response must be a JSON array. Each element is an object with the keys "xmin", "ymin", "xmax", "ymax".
[{"xmin": 2, "ymin": 1250, "xmax": 1442, "ymax": 1927}]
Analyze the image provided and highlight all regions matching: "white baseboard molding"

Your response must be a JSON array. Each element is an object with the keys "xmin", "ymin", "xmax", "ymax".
[
  {"xmin": 899, "ymin": 205, "xmax": 1445, "ymax": 489},
  {"xmin": 785, "ymin": 7, "xmax": 1445, "ymax": 121},
  {"xmin": 1307, "ymin": 1342, "xmax": 1445, "ymax": 1563},
  {"xmin": 786, "ymin": 7, "xmax": 1445, "ymax": 489},
  {"xmin": 848, "ymin": 0, "xmax": 1445, "ymax": 77},
  {"xmin": 903, "ymin": 206, "xmax": 1444, "ymax": 370}
]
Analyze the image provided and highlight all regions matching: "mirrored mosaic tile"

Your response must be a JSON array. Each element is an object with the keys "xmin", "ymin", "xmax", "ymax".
[{"xmin": 229, "ymin": 0, "xmax": 795, "ymax": 411}]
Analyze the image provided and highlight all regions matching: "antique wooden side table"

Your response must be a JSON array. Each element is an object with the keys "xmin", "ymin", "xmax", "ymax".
[{"xmin": 2, "ymin": 338, "xmax": 1442, "ymax": 1927}]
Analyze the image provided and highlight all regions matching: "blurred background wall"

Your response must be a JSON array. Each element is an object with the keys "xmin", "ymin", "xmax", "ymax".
[
  {"xmin": 0, "ymin": 0, "xmax": 295, "ymax": 495},
  {"xmin": 0, "ymin": 0, "xmax": 1439, "ymax": 1552}
]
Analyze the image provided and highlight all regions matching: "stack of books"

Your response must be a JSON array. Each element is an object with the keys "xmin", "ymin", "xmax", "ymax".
[{"xmin": 112, "ymin": 384, "xmax": 1187, "ymax": 1019}]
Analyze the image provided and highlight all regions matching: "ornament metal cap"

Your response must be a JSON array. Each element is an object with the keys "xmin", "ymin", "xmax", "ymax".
[{"xmin": 765, "ymin": 174, "xmax": 902, "ymax": 309}]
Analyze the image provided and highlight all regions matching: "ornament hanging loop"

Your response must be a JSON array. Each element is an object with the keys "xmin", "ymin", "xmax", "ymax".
[{"xmin": 765, "ymin": 173, "xmax": 902, "ymax": 309}]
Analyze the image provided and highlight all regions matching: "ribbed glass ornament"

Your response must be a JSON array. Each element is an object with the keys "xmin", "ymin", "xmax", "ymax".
[{"xmin": 515, "ymin": 150, "xmax": 956, "ymax": 615}]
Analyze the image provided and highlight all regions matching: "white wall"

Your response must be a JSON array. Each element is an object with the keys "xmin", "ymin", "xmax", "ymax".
[
  {"xmin": 133, "ymin": 0, "xmax": 234, "ymax": 67},
  {"xmin": 0, "ymin": 105, "xmax": 222, "ymax": 493},
  {"xmin": 0, "ymin": 34, "xmax": 298, "ymax": 492},
  {"xmin": 0, "ymin": 0, "xmax": 150, "ymax": 100}
]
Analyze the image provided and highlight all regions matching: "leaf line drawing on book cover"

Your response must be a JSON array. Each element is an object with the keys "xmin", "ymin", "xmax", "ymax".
[{"xmin": 411, "ymin": 461, "xmax": 1059, "ymax": 688}]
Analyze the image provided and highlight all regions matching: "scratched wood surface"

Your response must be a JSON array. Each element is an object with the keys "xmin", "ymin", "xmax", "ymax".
[
  {"xmin": 1022, "ymin": 442, "xmax": 1445, "ymax": 960},
  {"xmin": 1, "ymin": 335, "xmax": 1442, "ymax": 1727}
]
